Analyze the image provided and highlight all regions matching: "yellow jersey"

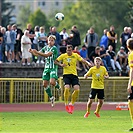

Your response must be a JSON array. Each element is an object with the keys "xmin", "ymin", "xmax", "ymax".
[
  {"xmin": 86, "ymin": 66, "xmax": 108, "ymax": 89},
  {"xmin": 57, "ymin": 52, "xmax": 83, "ymax": 76},
  {"xmin": 128, "ymin": 51, "xmax": 133, "ymax": 86}
]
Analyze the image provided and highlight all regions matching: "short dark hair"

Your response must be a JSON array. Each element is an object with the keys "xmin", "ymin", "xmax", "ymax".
[
  {"xmin": 82, "ymin": 45, "xmax": 86, "ymax": 48},
  {"xmin": 67, "ymin": 45, "xmax": 73, "ymax": 49}
]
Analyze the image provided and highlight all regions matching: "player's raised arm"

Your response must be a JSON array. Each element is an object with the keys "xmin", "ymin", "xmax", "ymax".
[{"xmin": 29, "ymin": 48, "xmax": 53, "ymax": 57}]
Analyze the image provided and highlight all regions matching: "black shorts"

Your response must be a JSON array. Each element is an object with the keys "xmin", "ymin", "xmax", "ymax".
[
  {"xmin": 128, "ymin": 86, "xmax": 133, "ymax": 100},
  {"xmin": 14, "ymin": 40, "xmax": 21, "ymax": 53},
  {"xmin": 63, "ymin": 74, "xmax": 80, "ymax": 87},
  {"xmin": 89, "ymin": 88, "xmax": 104, "ymax": 99}
]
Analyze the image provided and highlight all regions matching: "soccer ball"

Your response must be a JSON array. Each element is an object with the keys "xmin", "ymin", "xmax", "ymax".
[{"xmin": 55, "ymin": 13, "xmax": 64, "ymax": 21}]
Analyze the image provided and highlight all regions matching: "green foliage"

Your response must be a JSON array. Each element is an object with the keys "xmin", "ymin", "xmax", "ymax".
[
  {"xmin": 1, "ymin": 0, "xmax": 15, "ymax": 27},
  {"xmin": 17, "ymin": 4, "xmax": 32, "ymax": 30},
  {"xmin": 28, "ymin": 9, "xmax": 50, "ymax": 33},
  {"xmin": 126, "ymin": 0, "xmax": 133, "ymax": 27},
  {"xmin": 54, "ymin": 0, "xmax": 129, "ymax": 46},
  {"xmin": 1, "ymin": 110, "xmax": 131, "ymax": 133}
]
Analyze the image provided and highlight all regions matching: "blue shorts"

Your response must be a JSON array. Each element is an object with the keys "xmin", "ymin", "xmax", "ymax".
[{"xmin": 6, "ymin": 43, "xmax": 14, "ymax": 52}]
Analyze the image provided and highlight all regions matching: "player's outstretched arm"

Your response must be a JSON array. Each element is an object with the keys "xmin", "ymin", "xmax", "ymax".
[
  {"xmin": 29, "ymin": 48, "xmax": 39, "ymax": 56},
  {"xmin": 84, "ymin": 73, "xmax": 88, "ymax": 79},
  {"xmin": 37, "ymin": 51, "xmax": 53, "ymax": 57},
  {"xmin": 81, "ymin": 59, "xmax": 93, "ymax": 67},
  {"xmin": 29, "ymin": 48, "xmax": 53, "ymax": 57},
  {"xmin": 55, "ymin": 60, "xmax": 66, "ymax": 67},
  {"xmin": 104, "ymin": 75, "xmax": 109, "ymax": 79}
]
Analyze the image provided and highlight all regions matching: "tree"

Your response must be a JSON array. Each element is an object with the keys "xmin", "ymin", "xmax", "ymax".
[
  {"xmin": 17, "ymin": 4, "xmax": 32, "ymax": 30},
  {"xmin": 28, "ymin": 9, "xmax": 51, "ymax": 32},
  {"xmin": 53, "ymin": 0, "xmax": 129, "ymax": 48},
  {"xmin": 1, "ymin": 0, "xmax": 15, "ymax": 27},
  {"xmin": 126, "ymin": 0, "xmax": 133, "ymax": 27}
]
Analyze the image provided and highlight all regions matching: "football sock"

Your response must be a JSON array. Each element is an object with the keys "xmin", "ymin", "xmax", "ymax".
[
  {"xmin": 71, "ymin": 89, "xmax": 79, "ymax": 105},
  {"xmin": 128, "ymin": 100, "xmax": 133, "ymax": 124},
  {"xmin": 64, "ymin": 88, "xmax": 70, "ymax": 105},
  {"xmin": 95, "ymin": 102, "xmax": 103, "ymax": 113},
  {"xmin": 55, "ymin": 82, "xmax": 60, "ymax": 90},
  {"xmin": 44, "ymin": 86, "xmax": 52, "ymax": 98},
  {"xmin": 87, "ymin": 102, "xmax": 91, "ymax": 113}
]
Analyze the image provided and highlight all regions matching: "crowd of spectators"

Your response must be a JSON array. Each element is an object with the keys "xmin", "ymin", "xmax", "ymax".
[{"xmin": 0, "ymin": 23, "xmax": 131, "ymax": 76}]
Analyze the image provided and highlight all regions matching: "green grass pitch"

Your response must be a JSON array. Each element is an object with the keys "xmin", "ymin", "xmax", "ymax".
[{"xmin": 0, "ymin": 110, "xmax": 132, "ymax": 133}]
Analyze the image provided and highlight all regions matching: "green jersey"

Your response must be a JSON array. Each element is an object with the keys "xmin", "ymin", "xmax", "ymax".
[{"xmin": 41, "ymin": 45, "xmax": 58, "ymax": 69}]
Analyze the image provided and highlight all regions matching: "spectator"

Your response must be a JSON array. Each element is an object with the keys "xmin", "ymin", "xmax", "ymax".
[
  {"xmin": 120, "ymin": 27, "xmax": 131, "ymax": 53},
  {"xmin": 1, "ymin": 27, "xmax": 7, "ymax": 62},
  {"xmin": 100, "ymin": 45, "xmax": 111, "ymax": 71},
  {"xmin": 51, "ymin": 26, "xmax": 61, "ymax": 54},
  {"xmin": 5, "ymin": 24, "xmax": 16, "ymax": 63},
  {"xmin": 36, "ymin": 26, "xmax": 47, "ymax": 64},
  {"xmin": 0, "ymin": 26, "xmax": 3, "ymax": 63},
  {"xmin": 67, "ymin": 25, "xmax": 81, "ymax": 49},
  {"xmin": 38, "ymin": 26, "xmax": 47, "ymax": 47},
  {"xmin": 128, "ymin": 27, "xmax": 132, "ymax": 35},
  {"xmin": 73, "ymin": 46, "xmax": 82, "ymax": 70},
  {"xmin": 73, "ymin": 46, "xmax": 80, "ymax": 55},
  {"xmin": 59, "ymin": 28, "xmax": 68, "ymax": 55},
  {"xmin": 84, "ymin": 27, "xmax": 98, "ymax": 58},
  {"xmin": 26, "ymin": 23, "xmax": 35, "ymax": 62},
  {"xmin": 89, "ymin": 46, "xmax": 101, "ymax": 63},
  {"xmin": 116, "ymin": 46, "xmax": 128, "ymax": 69},
  {"xmin": 107, "ymin": 25, "xmax": 117, "ymax": 52},
  {"xmin": 99, "ymin": 29, "xmax": 108, "ymax": 50},
  {"xmin": 106, "ymin": 45, "xmax": 122, "ymax": 76},
  {"xmin": 12, "ymin": 24, "xmax": 23, "ymax": 63},
  {"xmin": 21, "ymin": 30, "xmax": 32, "ymax": 66},
  {"xmin": 60, "ymin": 28, "xmax": 69, "ymax": 43},
  {"xmin": 79, "ymin": 45, "xmax": 93, "ymax": 72},
  {"xmin": 47, "ymin": 26, "xmax": 53, "ymax": 37},
  {"xmin": 33, "ymin": 26, "xmax": 40, "ymax": 63}
]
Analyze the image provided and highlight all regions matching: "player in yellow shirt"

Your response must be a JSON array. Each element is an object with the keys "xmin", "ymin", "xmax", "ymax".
[
  {"xmin": 126, "ymin": 38, "xmax": 133, "ymax": 131},
  {"xmin": 84, "ymin": 57, "xmax": 109, "ymax": 118},
  {"xmin": 55, "ymin": 45, "xmax": 92, "ymax": 114}
]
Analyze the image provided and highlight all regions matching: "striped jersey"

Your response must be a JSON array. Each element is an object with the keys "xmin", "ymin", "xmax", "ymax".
[{"xmin": 41, "ymin": 45, "xmax": 58, "ymax": 69}]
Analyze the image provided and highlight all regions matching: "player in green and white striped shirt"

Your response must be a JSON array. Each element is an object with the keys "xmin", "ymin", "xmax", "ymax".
[{"xmin": 29, "ymin": 35, "xmax": 60, "ymax": 107}]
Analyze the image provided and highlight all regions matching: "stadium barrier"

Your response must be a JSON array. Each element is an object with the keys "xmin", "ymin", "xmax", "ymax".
[{"xmin": 0, "ymin": 77, "xmax": 129, "ymax": 103}]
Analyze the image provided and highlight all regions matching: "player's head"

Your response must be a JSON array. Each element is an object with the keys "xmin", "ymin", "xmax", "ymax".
[
  {"xmin": 94, "ymin": 57, "xmax": 102, "ymax": 67},
  {"xmin": 48, "ymin": 35, "xmax": 56, "ymax": 46},
  {"xmin": 127, "ymin": 38, "xmax": 133, "ymax": 51},
  {"xmin": 66, "ymin": 45, "xmax": 73, "ymax": 55}
]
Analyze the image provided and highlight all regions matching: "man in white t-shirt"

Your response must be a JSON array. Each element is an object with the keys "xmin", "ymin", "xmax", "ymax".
[{"xmin": 60, "ymin": 28, "xmax": 69, "ymax": 41}]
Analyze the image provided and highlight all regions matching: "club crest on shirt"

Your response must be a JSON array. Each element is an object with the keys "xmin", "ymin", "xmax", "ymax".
[
  {"xmin": 96, "ymin": 73, "xmax": 100, "ymax": 77},
  {"xmin": 67, "ymin": 58, "xmax": 71, "ymax": 63}
]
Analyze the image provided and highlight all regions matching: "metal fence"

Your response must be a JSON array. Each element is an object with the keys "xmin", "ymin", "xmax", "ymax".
[{"xmin": 0, "ymin": 77, "xmax": 129, "ymax": 103}]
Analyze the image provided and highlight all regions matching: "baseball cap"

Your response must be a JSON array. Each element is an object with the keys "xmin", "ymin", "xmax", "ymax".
[{"xmin": 120, "ymin": 46, "xmax": 125, "ymax": 50}]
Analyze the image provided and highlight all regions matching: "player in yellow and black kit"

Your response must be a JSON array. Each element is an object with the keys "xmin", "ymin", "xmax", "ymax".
[
  {"xmin": 84, "ymin": 57, "xmax": 109, "ymax": 118},
  {"xmin": 126, "ymin": 38, "xmax": 133, "ymax": 131},
  {"xmin": 55, "ymin": 45, "xmax": 92, "ymax": 114}
]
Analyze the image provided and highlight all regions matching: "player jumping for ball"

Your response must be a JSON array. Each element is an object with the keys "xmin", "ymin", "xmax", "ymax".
[
  {"xmin": 29, "ymin": 35, "xmax": 60, "ymax": 107},
  {"xmin": 55, "ymin": 45, "xmax": 92, "ymax": 114}
]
